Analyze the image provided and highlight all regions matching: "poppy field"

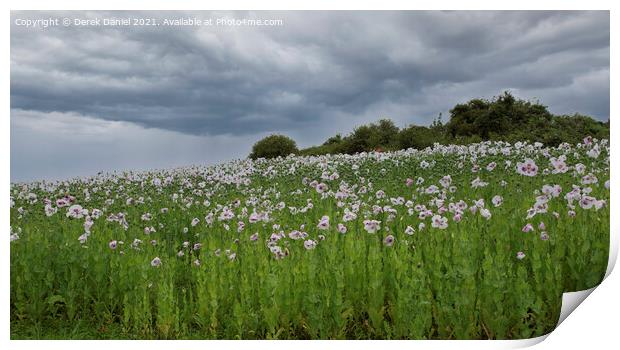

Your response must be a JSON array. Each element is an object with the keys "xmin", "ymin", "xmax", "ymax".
[{"xmin": 10, "ymin": 138, "xmax": 610, "ymax": 339}]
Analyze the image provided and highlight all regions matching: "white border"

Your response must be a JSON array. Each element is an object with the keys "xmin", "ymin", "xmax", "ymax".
[{"xmin": 2, "ymin": 1, "xmax": 616, "ymax": 349}]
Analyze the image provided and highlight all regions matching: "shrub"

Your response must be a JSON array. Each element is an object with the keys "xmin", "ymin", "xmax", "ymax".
[{"xmin": 249, "ymin": 134, "xmax": 298, "ymax": 160}]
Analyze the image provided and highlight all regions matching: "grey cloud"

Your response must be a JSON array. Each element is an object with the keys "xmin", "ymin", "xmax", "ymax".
[
  {"xmin": 11, "ymin": 10, "xmax": 610, "ymax": 138},
  {"xmin": 10, "ymin": 11, "xmax": 610, "ymax": 181}
]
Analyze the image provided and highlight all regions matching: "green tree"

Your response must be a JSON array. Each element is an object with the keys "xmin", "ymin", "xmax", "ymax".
[{"xmin": 249, "ymin": 134, "xmax": 298, "ymax": 160}]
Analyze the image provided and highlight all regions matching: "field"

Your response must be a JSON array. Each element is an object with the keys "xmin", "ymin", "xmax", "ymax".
[{"xmin": 10, "ymin": 138, "xmax": 610, "ymax": 339}]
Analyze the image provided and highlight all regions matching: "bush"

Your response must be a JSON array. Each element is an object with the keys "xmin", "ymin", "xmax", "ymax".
[{"xmin": 249, "ymin": 134, "xmax": 298, "ymax": 160}]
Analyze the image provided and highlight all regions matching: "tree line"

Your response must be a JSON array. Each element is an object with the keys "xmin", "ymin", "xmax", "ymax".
[{"xmin": 249, "ymin": 92, "xmax": 609, "ymax": 159}]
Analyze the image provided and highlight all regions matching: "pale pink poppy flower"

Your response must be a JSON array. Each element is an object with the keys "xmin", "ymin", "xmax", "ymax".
[
  {"xmin": 431, "ymin": 215, "xmax": 448, "ymax": 229},
  {"xmin": 492, "ymin": 195, "xmax": 503, "ymax": 207},
  {"xmin": 439, "ymin": 175, "xmax": 452, "ymax": 188},
  {"xmin": 579, "ymin": 196, "xmax": 596, "ymax": 209},
  {"xmin": 303, "ymin": 240, "xmax": 317, "ymax": 250},
  {"xmin": 480, "ymin": 208, "xmax": 491, "ymax": 220},
  {"xmin": 337, "ymin": 223, "xmax": 347, "ymax": 234},
  {"xmin": 66, "ymin": 204, "xmax": 85, "ymax": 219},
  {"xmin": 383, "ymin": 235, "xmax": 395, "ymax": 247},
  {"xmin": 516, "ymin": 159, "xmax": 538, "ymax": 177},
  {"xmin": 405, "ymin": 226, "xmax": 415, "ymax": 235},
  {"xmin": 289, "ymin": 230, "xmax": 303, "ymax": 240},
  {"xmin": 453, "ymin": 213, "xmax": 462, "ymax": 223},
  {"xmin": 78, "ymin": 233, "xmax": 88, "ymax": 244},
  {"xmin": 83, "ymin": 219, "xmax": 93, "ymax": 233},
  {"xmin": 363, "ymin": 220, "xmax": 381, "ymax": 233},
  {"xmin": 522, "ymin": 223, "xmax": 534, "ymax": 233},
  {"xmin": 151, "ymin": 257, "xmax": 162, "ymax": 267},
  {"xmin": 516, "ymin": 252, "xmax": 526, "ymax": 260},
  {"xmin": 315, "ymin": 183, "xmax": 328, "ymax": 194},
  {"xmin": 317, "ymin": 216, "xmax": 330, "ymax": 230},
  {"xmin": 44, "ymin": 204, "xmax": 57, "ymax": 217},
  {"xmin": 109, "ymin": 240, "xmax": 118, "ymax": 250},
  {"xmin": 250, "ymin": 232, "xmax": 259, "ymax": 241},
  {"xmin": 471, "ymin": 177, "xmax": 488, "ymax": 188},
  {"xmin": 405, "ymin": 178, "xmax": 414, "ymax": 187}
]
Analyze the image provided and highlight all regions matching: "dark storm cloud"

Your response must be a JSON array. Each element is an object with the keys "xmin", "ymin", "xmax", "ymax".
[{"xmin": 11, "ymin": 10, "xmax": 610, "ymax": 138}]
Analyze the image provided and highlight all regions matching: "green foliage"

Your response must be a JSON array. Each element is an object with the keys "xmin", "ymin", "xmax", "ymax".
[
  {"xmin": 10, "ymin": 138, "xmax": 610, "ymax": 339},
  {"xmin": 297, "ymin": 92, "xmax": 609, "ymax": 155},
  {"xmin": 249, "ymin": 134, "xmax": 298, "ymax": 160}
]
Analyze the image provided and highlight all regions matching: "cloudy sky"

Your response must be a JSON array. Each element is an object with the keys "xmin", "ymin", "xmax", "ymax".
[{"xmin": 11, "ymin": 10, "xmax": 609, "ymax": 182}]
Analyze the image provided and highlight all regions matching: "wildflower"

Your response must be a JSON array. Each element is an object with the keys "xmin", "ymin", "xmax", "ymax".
[
  {"xmin": 315, "ymin": 183, "xmax": 328, "ymax": 194},
  {"xmin": 540, "ymin": 232, "xmax": 549, "ymax": 241},
  {"xmin": 363, "ymin": 220, "xmax": 381, "ymax": 233},
  {"xmin": 109, "ymin": 240, "xmax": 118, "ymax": 250},
  {"xmin": 191, "ymin": 218, "xmax": 200, "ymax": 227},
  {"xmin": 492, "ymin": 195, "xmax": 503, "ymax": 207},
  {"xmin": 44, "ymin": 204, "xmax": 57, "ymax": 217},
  {"xmin": 516, "ymin": 251, "xmax": 526, "ymax": 260},
  {"xmin": 516, "ymin": 159, "xmax": 539, "ymax": 177},
  {"xmin": 439, "ymin": 175, "xmax": 452, "ymax": 188},
  {"xmin": 522, "ymin": 223, "xmax": 534, "ymax": 233},
  {"xmin": 538, "ymin": 222, "xmax": 546, "ymax": 230},
  {"xmin": 78, "ymin": 233, "xmax": 88, "ymax": 244},
  {"xmin": 250, "ymin": 232, "xmax": 259, "ymax": 241},
  {"xmin": 337, "ymin": 223, "xmax": 347, "ymax": 234},
  {"xmin": 383, "ymin": 235, "xmax": 395, "ymax": 247},
  {"xmin": 431, "ymin": 215, "xmax": 448, "ymax": 229},
  {"xmin": 151, "ymin": 257, "xmax": 161, "ymax": 267},
  {"xmin": 471, "ymin": 177, "xmax": 488, "ymax": 188},
  {"xmin": 480, "ymin": 208, "xmax": 491, "ymax": 220},
  {"xmin": 193, "ymin": 243, "xmax": 202, "ymax": 251},
  {"xmin": 453, "ymin": 213, "xmax": 462, "ymax": 223},
  {"xmin": 405, "ymin": 226, "xmax": 415, "ymax": 235},
  {"xmin": 317, "ymin": 215, "xmax": 330, "ymax": 230},
  {"xmin": 177, "ymin": 250, "xmax": 185, "ymax": 257},
  {"xmin": 406, "ymin": 178, "xmax": 414, "ymax": 187},
  {"xmin": 304, "ymin": 240, "xmax": 317, "ymax": 250},
  {"xmin": 193, "ymin": 259, "xmax": 201, "ymax": 267},
  {"xmin": 66, "ymin": 204, "xmax": 85, "ymax": 219}
]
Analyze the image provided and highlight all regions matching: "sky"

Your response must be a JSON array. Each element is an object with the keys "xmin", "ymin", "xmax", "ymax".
[{"xmin": 10, "ymin": 10, "xmax": 610, "ymax": 182}]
